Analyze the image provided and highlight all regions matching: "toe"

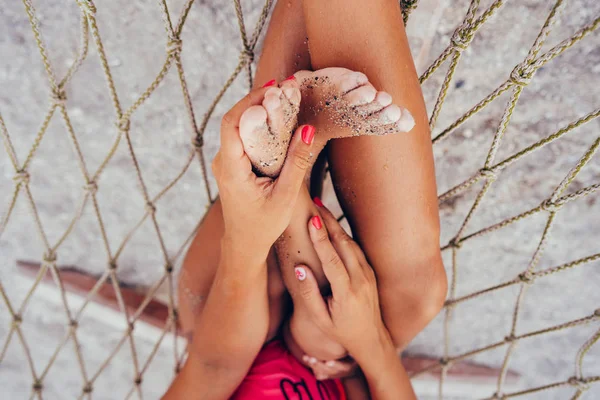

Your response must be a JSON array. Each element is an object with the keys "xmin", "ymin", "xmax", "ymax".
[
  {"xmin": 263, "ymin": 87, "xmax": 283, "ymax": 112},
  {"xmin": 374, "ymin": 104, "xmax": 402, "ymax": 125},
  {"xmin": 336, "ymin": 71, "xmax": 369, "ymax": 93},
  {"xmin": 396, "ymin": 107, "xmax": 415, "ymax": 132},
  {"xmin": 355, "ymin": 91, "xmax": 393, "ymax": 115},
  {"xmin": 343, "ymin": 84, "xmax": 377, "ymax": 106},
  {"xmin": 262, "ymin": 90, "xmax": 287, "ymax": 133},
  {"xmin": 374, "ymin": 91, "xmax": 393, "ymax": 107},
  {"xmin": 280, "ymin": 77, "xmax": 301, "ymax": 107},
  {"xmin": 239, "ymin": 105, "xmax": 267, "ymax": 149}
]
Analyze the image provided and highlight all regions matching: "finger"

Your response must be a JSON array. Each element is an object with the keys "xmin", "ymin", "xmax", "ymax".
[
  {"xmin": 308, "ymin": 215, "xmax": 350, "ymax": 296},
  {"xmin": 317, "ymin": 202, "xmax": 371, "ymax": 271},
  {"xmin": 315, "ymin": 204, "xmax": 363, "ymax": 280},
  {"xmin": 327, "ymin": 360, "xmax": 354, "ymax": 374},
  {"xmin": 293, "ymin": 265, "xmax": 331, "ymax": 329},
  {"xmin": 272, "ymin": 124, "xmax": 315, "ymax": 204}
]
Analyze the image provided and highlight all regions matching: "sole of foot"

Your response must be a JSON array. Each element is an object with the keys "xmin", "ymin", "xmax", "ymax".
[
  {"xmin": 239, "ymin": 78, "xmax": 301, "ymax": 178},
  {"xmin": 294, "ymin": 67, "xmax": 415, "ymax": 147}
]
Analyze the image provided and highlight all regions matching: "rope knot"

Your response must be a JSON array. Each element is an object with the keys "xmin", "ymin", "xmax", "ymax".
[
  {"xmin": 491, "ymin": 392, "xmax": 505, "ymax": 400},
  {"xmin": 13, "ymin": 170, "xmax": 30, "ymax": 186},
  {"xmin": 449, "ymin": 237, "xmax": 462, "ymax": 249},
  {"xmin": 69, "ymin": 319, "xmax": 78, "ymax": 329},
  {"xmin": 509, "ymin": 63, "xmax": 534, "ymax": 87},
  {"xmin": 128, "ymin": 322, "xmax": 135, "ymax": 333},
  {"xmin": 76, "ymin": 0, "xmax": 97, "ymax": 16},
  {"xmin": 192, "ymin": 136, "xmax": 204, "ymax": 151},
  {"xmin": 43, "ymin": 251, "xmax": 57, "ymax": 266},
  {"xmin": 13, "ymin": 314, "xmax": 22, "ymax": 327},
  {"xmin": 51, "ymin": 88, "xmax": 67, "ymax": 106},
  {"xmin": 84, "ymin": 181, "xmax": 98, "ymax": 195},
  {"xmin": 450, "ymin": 24, "xmax": 474, "ymax": 52},
  {"xmin": 504, "ymin": 334, "xmax": 516, "ymax": 343},
  {"xmin": 145, "ymin": 202, "xmax": 156, "ymax": 215},
  {"xmin": 33, "ymin": 381, "xmax": 43, "ymax": 391},
  {"xmin": 439, "ymin": 357, "xmax": 450, "ymax": 366},
  {"xmin": 108, "ymin": 260, "xmax": 117, "ymax": 270},
  {"xmin": 240, "ymin": 47, "xmax": 255, "ymax": 64},
  {"xmin": 568, "ymin": 377, "xmax": 590, "ymax": 391},
  {"xmin": 134, "ymin": 376, "xmax": 142, "ymax": 385},
  {"xmin": 165, "ymin": 263, "xmax": 173, "ymax": 273},
  {"xmin": 518, "ymin": 271, "xmax": 534, "ymax": 284},
  {"xmin": 167, "ymin": 37, "xmax": 182, "ymax": 57},
  {"xmin": 479, "ymin": 168, "xmax": 498, "ymax": 181},
  {"xmin": 541, "ymin": 199, "xmax": 562, "ymax": 213},
  {"xmin": 83, "ymin": 383, "xmax": 93, "ymax": 393},
  {"xmin": 594, "ymin": 309, "xmax": 600, "ymax": 318},
  {"xmin": 116, "ymin": 118, "xmax": 130, "ymax": 132}
]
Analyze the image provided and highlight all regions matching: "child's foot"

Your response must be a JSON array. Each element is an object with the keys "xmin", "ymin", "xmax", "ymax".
[
  {"xmin": 239, "ymin": 78, "xmax": 301, "ymax": 177},
  {"xmin": 294, "ymin": 67, "xmax": 415, "ymax": 147}
]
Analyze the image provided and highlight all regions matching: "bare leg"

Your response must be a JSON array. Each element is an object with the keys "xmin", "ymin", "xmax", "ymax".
[{"xmin": 301, "ymin": 0, "xmax": 447, "ymax": 349}]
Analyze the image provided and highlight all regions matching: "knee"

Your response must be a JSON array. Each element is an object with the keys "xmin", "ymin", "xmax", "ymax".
[
  {"xmin": 415, "ymin": 253, "xmax": 447, "ymax": 321},
  {"xmin": 379, "ymin": 251, "xmax": 447, "ymax": 332}
]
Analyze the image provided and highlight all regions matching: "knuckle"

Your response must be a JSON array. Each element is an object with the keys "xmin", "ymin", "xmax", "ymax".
[
  {"xmin": 336, "ymin": 233, "xmax": 352, "ymax": 246},
  {"xmin": 292, "ymin": 148, "xmax": 312, "ymax": 170},
  {"xmin": 221, "ymin": 112, "xmax": 235, "ymax": 129},
  {"xmin": 316, "ymin": 231, "xmax": 330, "ymax": 244},
  {"xmin": 299, "ymin": 286, "xmax": 314, "ymax": 301},
  {"xmin": 328, "ymin": 253, "xmax": 343, "ymax": 268}
]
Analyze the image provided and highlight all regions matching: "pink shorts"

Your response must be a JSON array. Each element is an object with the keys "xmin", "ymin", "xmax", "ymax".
[{"xmin": 231, "ymin": 340, "xmax": 346, "ymax": 399}]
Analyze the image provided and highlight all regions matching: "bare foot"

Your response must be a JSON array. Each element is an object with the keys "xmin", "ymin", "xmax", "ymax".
[
  {"xmin": 239, "ymin": 78, "xmax": 301, "ymax": 177},
  {"xmin": 294, "ymin": 67, "xmax": 415, "ymax": 148}
]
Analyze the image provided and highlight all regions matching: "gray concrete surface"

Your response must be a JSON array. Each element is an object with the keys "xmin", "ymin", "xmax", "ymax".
[{"xmin": 1, "ymin": 0, "xmax": 599, "ymax": 399}]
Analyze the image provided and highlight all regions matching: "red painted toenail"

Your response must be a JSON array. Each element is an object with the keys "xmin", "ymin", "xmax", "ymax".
[
  {"xmin": 311, "ymin": 216, "xmax": 322, "ymax": 230},
  {"xmin": 284, "ymin": 75, "xmax": 296, "ymax": 81},
  {"xmin": 313, "ymin": 197, "xmax": 324, "ymax": 207},
  {"xmin": 302, "ymin": 125, "xmax": 315, "ymax": 145},
  {"xmin": 262, "ymin": 79, "xmax": 276, "ymax": 88}
]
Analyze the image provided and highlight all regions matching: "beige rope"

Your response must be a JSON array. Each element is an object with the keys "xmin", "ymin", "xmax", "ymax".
[{"xmin": 0, "ymin": 0, "xmax": 598, "ymax": 399}]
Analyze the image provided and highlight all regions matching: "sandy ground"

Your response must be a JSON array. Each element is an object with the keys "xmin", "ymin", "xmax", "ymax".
[{"xmin": 1, "ymin": 0, "xmax": 599, "ymax": 399}]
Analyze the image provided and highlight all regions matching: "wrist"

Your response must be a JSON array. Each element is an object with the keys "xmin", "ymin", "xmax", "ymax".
[
  {"xmin": 351, "ymin": 323, "xmax": 396, "ymax": 370},
  {"xmin": 220, "ymin": 234, "xmax": 270, "ymax": 269}
]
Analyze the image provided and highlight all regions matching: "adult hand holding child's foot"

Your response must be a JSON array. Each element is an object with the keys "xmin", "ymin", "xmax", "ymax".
[
  {"xmin": 213, "ymin": 84, "xmax": 315, "ymax": 254},
  {"xmin": 238, "ymin": 69, "xmax": 415, "ymax": 179}
]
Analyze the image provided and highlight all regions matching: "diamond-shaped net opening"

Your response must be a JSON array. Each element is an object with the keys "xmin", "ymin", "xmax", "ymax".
[{"xmin": 1, "ymin": 0, "xmax": 599, "ymax": 399}]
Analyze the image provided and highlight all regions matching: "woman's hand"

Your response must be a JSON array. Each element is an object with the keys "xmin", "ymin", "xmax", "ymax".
[
  {"xmin": 212, "ymin": 86, "xmax": 315, "ymax": 258},
  {"xmin": 293, "ymin": 206, "xmax": 417, "ymax": 399},
  {"xmin": 292, "ymin": 205, "xmax": 392, "ymax": 361}
]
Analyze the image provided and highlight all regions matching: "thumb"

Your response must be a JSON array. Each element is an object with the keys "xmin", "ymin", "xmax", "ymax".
[
  {"xmin": 273, "ymin": 125, "xmax": 316, "ymax": 204},
  {"xmin": 293, "ymin": 265, "xmax": 330, "ymax": 329}
]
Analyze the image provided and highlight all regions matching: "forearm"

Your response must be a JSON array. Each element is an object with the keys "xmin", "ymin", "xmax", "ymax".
[
  {"xmin": 191, "ymin": 243, "xmax": 269, "ymax": 364},
  {"xmin": 342, "ymin": 373, "xmax": 371, "ymax": 400},
  {"xmin": 164, "ymin": 238, "xmax": 270, "ymax": 399},
  {"xmin": 352, "ymin": 330, "xmax": 417, "ymax": 400}
]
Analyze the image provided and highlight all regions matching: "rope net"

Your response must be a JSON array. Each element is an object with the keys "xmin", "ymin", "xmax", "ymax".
[{"xmin": 0, "ymin": 0, "xmax": 598, "ymax": 399}]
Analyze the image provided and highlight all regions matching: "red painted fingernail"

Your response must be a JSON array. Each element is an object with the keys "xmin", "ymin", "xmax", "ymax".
[
  {"xmin": 311, "ymin": 215, "xmax": 322, "ymax": 230},
  {"xmin": 262, "ymin": 79, "xmax": 276, "ymax": 88},
  {"xmin": 284, "ymin": 75, "xmax": 296, "ymax": 81},
  {"xmin": 295, "ymin": 267, "xmax": 307, "ymax": 281},
  {"xmin": 302, "ymin": 125, "xmax": 315, "ymax": 145},
  {"xmin": 313, "ymin": 197, "xmax": 324, "ymax": 207}
]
